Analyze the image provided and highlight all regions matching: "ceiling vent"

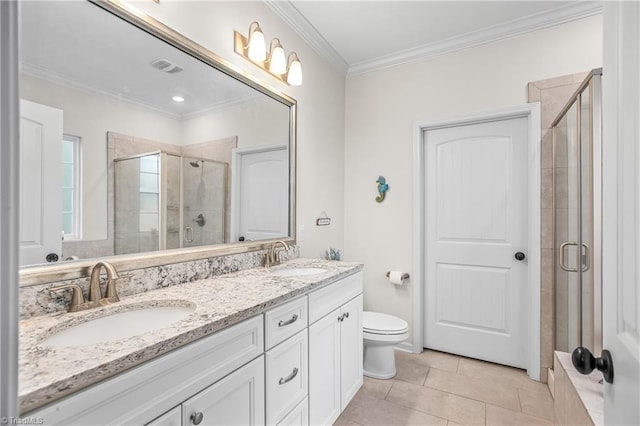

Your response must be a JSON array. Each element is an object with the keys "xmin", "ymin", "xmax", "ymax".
[{"xmin": 150, "ymin": 58, "xmax": 184, "ymax": 74}]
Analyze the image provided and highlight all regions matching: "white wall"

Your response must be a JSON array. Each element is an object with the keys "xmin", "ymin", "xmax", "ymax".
[
  {"xmin": 128, "ymin": 1, "xmax": 347, "ymax": 258},
  {"xmin": 344, "ymin": 15, "xmax": 603, "ymax": 345},
  {"xmin": 181, "ymin": 97, "xmax": 289, "ymax": 148}
]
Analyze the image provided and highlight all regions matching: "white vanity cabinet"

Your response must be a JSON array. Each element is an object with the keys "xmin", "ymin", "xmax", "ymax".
[
  {"xmin": 308, "ymin": 272, "xmax": 363, "ymax": 426},
  {"xmin": 28, "ymin": 270, "xmax": 363, "ymax": 426},
  {"xmin": 32, "ymin": 316, "xmax": 265, "ymax": 426}
]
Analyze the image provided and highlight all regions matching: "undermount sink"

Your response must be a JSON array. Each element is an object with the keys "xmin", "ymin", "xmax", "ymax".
[
  {"xmin": 270, "ymin": 267, "xmax": 328, "ymax": 277},
  {"xmin": 42, "ymin": 303, "xmax": 195, "ymax": 347}
]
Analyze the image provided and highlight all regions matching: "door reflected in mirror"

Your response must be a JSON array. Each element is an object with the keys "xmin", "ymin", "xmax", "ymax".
[{"xmin": 18, "ymin": 1, "xmax": 295, "ymax": 268}]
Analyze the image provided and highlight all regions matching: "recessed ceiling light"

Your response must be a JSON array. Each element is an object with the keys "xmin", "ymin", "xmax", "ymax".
[{"xmin": 172, "ymin": 95, "xmax": 185, "ymax": 103}]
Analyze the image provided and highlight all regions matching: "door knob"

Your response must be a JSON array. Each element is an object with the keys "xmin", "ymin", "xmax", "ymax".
[
  {"xmin": 571, "ymin": 346, "xmax": 614, "ymax": 383},
  {"xmin": 514, "ymin": 252, "xmax": 526, "ymax": 261}
]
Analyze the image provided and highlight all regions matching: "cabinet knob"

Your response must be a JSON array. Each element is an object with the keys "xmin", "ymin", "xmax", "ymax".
[{"xmin": 190, "ymin": 411, "xmax": 204, "ymax": 425}]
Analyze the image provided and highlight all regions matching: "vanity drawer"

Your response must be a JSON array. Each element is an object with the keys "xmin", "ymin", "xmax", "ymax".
[
  {"xmin": 277, "ymin": 396, "xmax": 308, "ymax": 426},
  {"xmin": 266, "ymin": 329, "xmax": 308, "ymax": 425},
  {"xmin": 265, "ymin": 296, "xmax": 307, "ymax": 350},
  {"xmin": 308, "ymin": 272, "xmax": 362, "ymax": 324}
]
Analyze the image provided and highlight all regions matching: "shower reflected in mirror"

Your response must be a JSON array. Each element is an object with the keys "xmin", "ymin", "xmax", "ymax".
[{"xmin": 114, "ymin": 152, "xmax": 228, "ymax": 254}]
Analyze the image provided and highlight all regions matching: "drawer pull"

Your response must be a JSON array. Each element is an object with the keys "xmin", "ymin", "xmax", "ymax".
[
  {"xmin": 190, "ymin": 412, "xmax": 204, "ymax": 425},
  {"xmin": 278, "ymin": 367, "xmax": 299, "ymax": 385},
  {"xmin": 278, "ymin": 314, "xmax": 299, "ymax": 327}
]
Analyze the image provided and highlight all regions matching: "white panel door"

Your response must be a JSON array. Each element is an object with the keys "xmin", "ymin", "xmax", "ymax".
[
  {"xmin": 602, "ymin": 2, "xmax": 640, "ymax": 423},
  {"xmin": 424, "ymin": 117, "xmax": 528, "ymax": 368},
  {"xmin": 19, "ymin": 99, "xmax": 63, "ymax": 266},
  {"xmin": 233, "ymin": 146, "xmax": 288, "ymax": 242}
]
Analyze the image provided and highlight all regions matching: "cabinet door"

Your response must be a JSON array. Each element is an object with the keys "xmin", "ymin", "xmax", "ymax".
[
  {"xmin": 308, "ymin": 308, "xmax": 341, "ymax": 426},
  {"xmin": 146, "ymin": 406, "xmax": 182, "ymax": 426},
  {"xmin": 182, "ymin": 356, "xmax": 265, "ymax": 426},
  {"xmin": 340, "ymin": 295, "xmax": 363, "ymax": 409}
]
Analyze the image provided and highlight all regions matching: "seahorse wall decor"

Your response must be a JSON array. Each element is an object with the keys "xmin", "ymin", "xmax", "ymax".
[{"xmin": 375, "ymin": 176, "xmax": 389, "ymax": 203}]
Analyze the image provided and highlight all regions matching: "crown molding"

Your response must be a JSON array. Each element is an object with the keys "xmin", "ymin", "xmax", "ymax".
[
  {"xmin": 266, "ymin": 1, "xmax": 602, "ymax": 77},
  {"xmin": 21, "ymin": 63, "xmax": 259, "ymax": 120},
  {"xmin": 347, "ymin": 1, "xmax": 603, "ymax": 76},
  {"xmin": 265, "ymin": 0, "xmax": 349, "ymax": 75}
]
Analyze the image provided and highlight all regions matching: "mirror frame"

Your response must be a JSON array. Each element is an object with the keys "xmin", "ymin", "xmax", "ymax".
[{"xmin": 19, "ymin": 0, "xmax": 297, "ymax": 286}]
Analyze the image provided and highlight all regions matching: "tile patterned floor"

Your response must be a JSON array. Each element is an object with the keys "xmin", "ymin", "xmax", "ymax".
[{"xmin": 335, "ymin": 350, "xmax": 554, "ymax": 426}]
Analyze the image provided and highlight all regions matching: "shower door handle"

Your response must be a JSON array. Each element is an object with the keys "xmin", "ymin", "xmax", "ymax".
[
  {"xmin": 559, "ymin": 241, "xmax": 579, "ymax": 272},
  {"xmin": 184, "ymin": 226, "xmax": 194, "ymax": 243},
  {"xmin": 559, "ymin": 241, "xmax": 590, "ymax": 272},
  {"xmin": 581, "ymin": 243, "xmax": 591, "ymax": 272}
]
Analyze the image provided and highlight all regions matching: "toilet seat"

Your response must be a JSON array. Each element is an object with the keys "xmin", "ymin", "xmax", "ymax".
[{"xmin": 363, "ymin": 311, "xmax": 408, "ymax": 335}]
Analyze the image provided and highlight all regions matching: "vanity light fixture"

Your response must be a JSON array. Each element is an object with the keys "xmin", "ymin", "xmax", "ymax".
[{"xmin": 234, "ymin": 22, "xmax": 303, "ymax": 86}]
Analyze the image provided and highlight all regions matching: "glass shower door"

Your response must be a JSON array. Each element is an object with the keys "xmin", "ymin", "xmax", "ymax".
[
  {"xmin": 554, "ymin": 101, "xmax": 580, "ymax": 352},
  {"xmin": 553, "ymin": 74, "xmax": 601, "ymax": 354},
  {"xmin": 182, "ymin": 158, "xmax": 228, "ymax": 248}
]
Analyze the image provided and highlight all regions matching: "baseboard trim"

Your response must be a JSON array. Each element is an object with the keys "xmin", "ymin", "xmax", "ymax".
[{"xmin": 395, "ymin": 342, "xmax": 416, "ymax": 353}]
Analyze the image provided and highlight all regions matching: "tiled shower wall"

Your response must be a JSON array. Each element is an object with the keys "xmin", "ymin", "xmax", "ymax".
[{"xmin": 528, "ymin": 71, "xmax": 589, "ymax": 382}]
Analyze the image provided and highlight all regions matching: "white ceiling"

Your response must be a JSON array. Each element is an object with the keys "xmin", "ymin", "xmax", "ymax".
[
  {"xmin": 20, "ymin": 1, "xmax": 260, "ymax": 118},
  {"xmin": 269, "ymin": 1, "xmax": 603, "ymax": 75}
]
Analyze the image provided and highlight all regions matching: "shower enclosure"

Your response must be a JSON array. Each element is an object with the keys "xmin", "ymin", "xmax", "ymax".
[
  {"xmin": 553, "ymin": 69, "xmax": 602, "ymax": 355},
  {"xmin": 114, "ymin": 152, "xmax": 228, "ymax": 255}
]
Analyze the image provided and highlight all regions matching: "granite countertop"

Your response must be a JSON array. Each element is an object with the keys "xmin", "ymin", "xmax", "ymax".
[{"xmin": 19, "ymin": 258, "xmax": 363, "ymax": 414}]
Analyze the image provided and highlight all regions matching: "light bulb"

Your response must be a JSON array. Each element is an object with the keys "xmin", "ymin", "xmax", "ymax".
[
  {"xmin": 247, "ymin": 23, "xmax": 266, "ymax": 62},
  {"xmin": 269, "ymin": 41, "xmax": 287, "ymax": 75},
  {"xmin": 287, "ymin": 53, "xmax": 302, "ymax": 86}
]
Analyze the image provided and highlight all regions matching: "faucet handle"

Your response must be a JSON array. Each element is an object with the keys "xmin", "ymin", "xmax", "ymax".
[
  {"xmin": 102, "ymin": 272, "xmax": 131, "ymax": 302},
  {"xmin": 49, "ymin": 284, "xmax": 86, "ymax": 312},
  {"xmin": 103, "ymin": 280, "xmax": 119, "ymax": 303}
]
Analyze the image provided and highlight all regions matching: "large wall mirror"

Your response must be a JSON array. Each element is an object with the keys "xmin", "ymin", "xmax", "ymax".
[{"xmin": 18, "ymin": 0, "xmax": 296, "ymax": 283}]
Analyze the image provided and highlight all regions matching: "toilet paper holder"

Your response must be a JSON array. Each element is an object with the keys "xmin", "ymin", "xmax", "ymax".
[{"xmin": 386, "ymin": 271, "xmax": 410, "ymax": 280}]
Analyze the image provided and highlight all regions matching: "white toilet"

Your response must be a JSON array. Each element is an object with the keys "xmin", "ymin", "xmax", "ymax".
[{"xmin": 362, "ymin": 311, "xmax": 409, "ymax": 379}]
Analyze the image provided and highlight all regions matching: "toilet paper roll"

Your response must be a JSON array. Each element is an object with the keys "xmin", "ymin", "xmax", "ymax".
[{"xmin": 388, "ymin": 271, "xmax": 404, "ymax": 285}]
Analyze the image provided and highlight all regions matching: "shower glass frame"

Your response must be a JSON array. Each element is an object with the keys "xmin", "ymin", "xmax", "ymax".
[
  {"xmin": 113, "ymin": 151, "xmax": 229, "ymax": 254},
  {"xmin": 552, "ymin": 69, "xmax": 602, "ymax": 355}
]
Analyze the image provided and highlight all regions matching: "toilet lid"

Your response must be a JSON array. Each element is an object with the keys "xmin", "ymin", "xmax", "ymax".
[{"xmin": 363, "ymin": 311, "xmax": 408, "ymax": 334}]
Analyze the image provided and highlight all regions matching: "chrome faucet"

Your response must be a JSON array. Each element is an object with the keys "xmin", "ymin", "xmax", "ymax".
[
  {"xmin": 265, "ymin": 240, "xmax": 289, "ymax": 268},
  {"xmin": 89, "ymin": 261, "xmax": 120, "ymax": 304}
]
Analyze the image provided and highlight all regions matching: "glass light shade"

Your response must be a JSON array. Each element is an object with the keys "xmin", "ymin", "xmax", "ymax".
[
  {"xmin": 287, "ymin": 55, "xmax": 302, "ymax": 86},
  {"xmin": 247, "ymin": 25, "xmax": 266, "ymax": 62},
  {"xmin": 269, "ymin": 44, "xmax": 287, "ymax": 75}
]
